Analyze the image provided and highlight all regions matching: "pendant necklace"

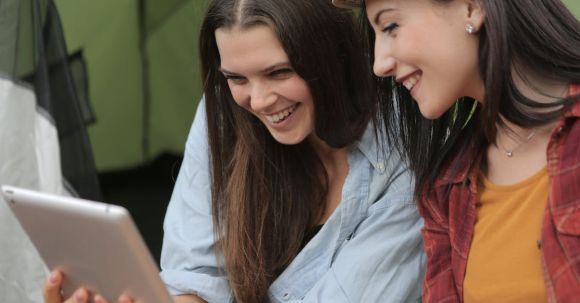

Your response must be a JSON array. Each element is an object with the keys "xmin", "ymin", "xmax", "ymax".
[{"xmin": 498, "ymin": 128, "xmax": 538, "ymax": 158}]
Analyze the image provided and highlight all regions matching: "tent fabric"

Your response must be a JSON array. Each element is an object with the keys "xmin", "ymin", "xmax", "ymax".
[
  {"xmin": 0, "ymin": 77, "xmax": 53, "ymax": 303},
  {"xmin": 54, "ymin": 0, "xmax": 208, "ymax": 171},
  {"xmin": 0, "ymin": 78, "xmax": 65, "ymax": 193},
  {"xmin": 0, "ymin": 0, "xmax": 101, "ymax": 301},
  {"xmin": 1, "ymin": 0, "xmax": 101, "ymax": 199}
]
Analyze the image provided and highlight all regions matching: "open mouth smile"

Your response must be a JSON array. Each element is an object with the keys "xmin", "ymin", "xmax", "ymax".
[{"xmin": 266, "ymin": 104, "xmax": 298, "ymax": 124}]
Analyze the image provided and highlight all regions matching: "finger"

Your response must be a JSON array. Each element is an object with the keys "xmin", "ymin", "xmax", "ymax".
[
  {"xmin": 94, "ymin": 294, "xmax": 110, "ymax": 303},
  {"xmin": 117, "ymin": 293, "xmax": 135, "ymax": 303},
  {"xmin": 43, "ymin": 270, "xmax": 63, "ymax": 303},
  {"xmin": 63, "ymin": 287, "xmax": 89, "ymax": 303}
]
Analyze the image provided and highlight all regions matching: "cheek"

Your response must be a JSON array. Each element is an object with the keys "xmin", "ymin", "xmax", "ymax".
[
  {"xmin": 228, "ymin": 84, "xmax": 250, "ymax": 108},
  {"xmin": 283, "ymin": 80, "xmax": 312, "ymax": 104}
]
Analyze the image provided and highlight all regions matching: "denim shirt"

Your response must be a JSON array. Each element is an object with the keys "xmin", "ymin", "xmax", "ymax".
[{"xmin": 160, "ymin": 100, "xmax": 425, "ymax": 303}]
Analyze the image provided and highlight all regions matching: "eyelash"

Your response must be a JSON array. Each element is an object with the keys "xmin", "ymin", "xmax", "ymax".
[
  {"xmin": 224, "ymin": 75, "xmax": 246, "ymax": 85},
  {"xmin": 381, "ymin": 22, "xmax": 399, "ymax": 33},
  {"xmin": 269, "ymin": 68, "xmax": 292, "ymax": 77},
  {"xmin": 223, "ymin": 68, "xmax": 293, "ymax": 84}
]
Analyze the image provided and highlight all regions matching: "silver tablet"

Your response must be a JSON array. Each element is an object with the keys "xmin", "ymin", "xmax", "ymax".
[{"xmin": 1, "ymin": 185, "xmax": 173, "ymax": 303}]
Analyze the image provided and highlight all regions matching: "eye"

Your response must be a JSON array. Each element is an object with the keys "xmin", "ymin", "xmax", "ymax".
[
  {"xmin": 223, "ymin": 74, "xmax": 247, "ymax": 85},
  {"xmin": 381, "ymin": 22, "xmax": 399, "ymax": 34},
  {"xmin": 269, "ymin": 68, "xmax": 293, "ymax": 78}
]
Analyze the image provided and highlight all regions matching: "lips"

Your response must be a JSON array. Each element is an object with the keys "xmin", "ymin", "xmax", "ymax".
[{"xmin": 265, "ymin": 104, "xmax": 297, "ymax": 123}]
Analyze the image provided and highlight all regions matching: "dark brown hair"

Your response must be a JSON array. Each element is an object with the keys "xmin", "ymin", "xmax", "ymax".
[
  {"xmin": 369, "ymin": 0, "xmax": 580, "ymax": 197},
  {"xmin": 199, "ymin": 0, "xmax": 374, "ymax": 301}
]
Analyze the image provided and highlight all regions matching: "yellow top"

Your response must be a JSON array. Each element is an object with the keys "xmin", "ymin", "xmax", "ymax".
[{"xmin": 464, "ymin": 167, "xmax": 549, "ymax": 303}]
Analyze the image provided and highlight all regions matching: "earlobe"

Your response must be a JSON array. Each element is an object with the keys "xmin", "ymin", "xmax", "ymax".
[{"xmin": 466, "ymin": 0, "xmax": 485, "ymax": 31}]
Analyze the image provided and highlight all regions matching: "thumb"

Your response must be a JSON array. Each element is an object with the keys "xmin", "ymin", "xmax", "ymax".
[{"xmin": 43, "ymin": 270, "xmax": 63, "ymax": 303}]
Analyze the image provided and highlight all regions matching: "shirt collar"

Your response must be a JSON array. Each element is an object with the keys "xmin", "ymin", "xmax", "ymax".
[
  {"xmin": 435, "ymin": 140, "xmax": 479, "ymax": 186},
  {"xmin": 355, "ymin": 122, "xmax": 389, "ymax": 174}
]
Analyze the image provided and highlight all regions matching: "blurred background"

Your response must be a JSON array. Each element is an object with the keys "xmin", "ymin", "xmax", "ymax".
[{"xmin": 53, "ymin": 0, "xmax": 580, "ymax": 263}]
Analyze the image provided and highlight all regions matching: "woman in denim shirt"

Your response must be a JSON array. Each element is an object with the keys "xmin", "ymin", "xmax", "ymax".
[
  {"xmin": 158, "ymin": 0, "xmax": 424, "ymax": 302},
  {"xmin": 43, "ymin": 0, "xmax": 424, "ymax": 302}
]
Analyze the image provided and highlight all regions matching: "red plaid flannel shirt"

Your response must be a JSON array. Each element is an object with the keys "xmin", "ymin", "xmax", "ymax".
[{"xmin": 418, "ymin": 84, "xmax": 580, "ymax": 303}]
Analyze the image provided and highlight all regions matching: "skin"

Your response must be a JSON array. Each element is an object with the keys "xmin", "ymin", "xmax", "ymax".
[
  {"xmin": 366, "ymin": 0, "xmax": 568, "ymax": 184},
  {"xmin": 366, "ymin": 0, "xmax": 485, "ymax": 119},
  {"xmin": 215, "ymin": 25, "xmax": 316, "ymax": 146},
  {"xmin": 44, "ymin": 23, "xmax": 350, "ymax": 303}
]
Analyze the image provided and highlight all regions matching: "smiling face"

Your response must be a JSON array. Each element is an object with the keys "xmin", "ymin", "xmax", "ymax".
[
  {"xmin": 366, "ymin": 0, "xmax": 485, "ymax": 119},
  {"xmin": 215, "ymin": 25, "xmax": 315, "ymax": 145}
]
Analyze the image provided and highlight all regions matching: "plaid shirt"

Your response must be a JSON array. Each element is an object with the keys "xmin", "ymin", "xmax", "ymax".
[{"xmin": 418, "ymin": 84, "xmax": 580, "ymax": 303}]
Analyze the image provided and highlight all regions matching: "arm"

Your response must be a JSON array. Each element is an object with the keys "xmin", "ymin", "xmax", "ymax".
[
  {"xmin": 173, "ymin": 295, "xmax": 207, "ymax": 303},
  {"xmin": 160, "ymin": 99, "xmax": 233, "ymax": 302}
]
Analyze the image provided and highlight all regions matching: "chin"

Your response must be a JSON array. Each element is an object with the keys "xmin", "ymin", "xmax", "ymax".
[
  {"xmin": 271, "ymin": 134, "xmax": 306, "ymax": 146},
  {"xmin": 415, "ymin": 95, "xmax": 455, "ymax": 120},
  {"xmin": 418, "ymin": 104, "xmax": 447, "ymax": 120}
]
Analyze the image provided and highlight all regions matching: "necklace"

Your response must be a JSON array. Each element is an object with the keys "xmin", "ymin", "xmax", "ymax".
[{"xmin": 498, "ymin": 128, "xmax": 538, "ymax": 158}]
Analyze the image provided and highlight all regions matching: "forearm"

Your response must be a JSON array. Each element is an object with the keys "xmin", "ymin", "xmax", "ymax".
[{"xmin": 174, "ymin": 294, "xmax": 207, "ymax": 303}]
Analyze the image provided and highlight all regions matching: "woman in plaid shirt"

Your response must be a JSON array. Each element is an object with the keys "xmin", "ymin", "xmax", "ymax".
[{"xmin": 336, "ymin": 0, "xmax": 580, "ymax": 301}]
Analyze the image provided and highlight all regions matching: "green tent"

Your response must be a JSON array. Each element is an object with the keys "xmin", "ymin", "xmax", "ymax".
[
  {"xmin": 54, "ymin": 0, "xmax": 579, "ymax": 171},
  {"xmin": 54, "ymin": 0, "xmax": 209, "ymax": 171}
]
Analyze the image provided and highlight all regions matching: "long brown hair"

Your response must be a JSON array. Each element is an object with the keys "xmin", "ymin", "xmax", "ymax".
[
  {"xmin": 199, "ymin": 0, "xmax": 374, "ymax": 301},
  {"xmin": 368, "ymin": 0, "xmax": 580, "ymax": 198}
]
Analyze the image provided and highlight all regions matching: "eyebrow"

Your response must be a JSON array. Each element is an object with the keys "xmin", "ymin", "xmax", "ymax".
[
  {"xmin": 219, "ymin": 62, "xmax": 291, "ymax": 75},
  {"xmin": 373, "ymin": 8, "xmax": 397, "ymax": 25}
]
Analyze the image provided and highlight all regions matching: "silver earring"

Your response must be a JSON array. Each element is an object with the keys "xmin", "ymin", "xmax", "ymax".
[{"xmin": 465, "ymin": 23, "xmax": 475, "ymax": 34}]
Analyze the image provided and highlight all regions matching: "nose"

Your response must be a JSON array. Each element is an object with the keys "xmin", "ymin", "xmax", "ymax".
[
  {"xmin": 249, "ymin": 81, "xmax": 276, "ymax": 112},
  {"xmin": 373, "ymin": 41, "xmax": 396, "ymax": 78}
]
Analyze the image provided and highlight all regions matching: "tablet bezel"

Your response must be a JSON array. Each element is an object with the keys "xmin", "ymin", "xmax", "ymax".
[{"xmin": 1, "ymin": 185, "xmax": 173, "ymax": 303}]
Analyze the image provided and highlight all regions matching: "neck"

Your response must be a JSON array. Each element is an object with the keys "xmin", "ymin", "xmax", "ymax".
[
  {"xmin": 308, "ymin": 134, "xmax": 350, "ymax": 170},
  {"xmin": 308, "ymin": 134, "xmax": 350, "ymax": 225}
]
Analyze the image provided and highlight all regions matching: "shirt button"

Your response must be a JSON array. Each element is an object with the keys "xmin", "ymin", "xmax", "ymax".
[
  {"xmin": 536, "ymin": 240, "xmax": 542, "ymax": 249},
  {"xmin": 377, "ymin": 162, "xmax": 385, "ymax": 171},
  {"xmin": 282, "ymin": 292, "xmax": 290, "ymax": 300}
]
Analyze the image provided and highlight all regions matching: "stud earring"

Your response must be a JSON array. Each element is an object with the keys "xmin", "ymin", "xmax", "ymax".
[{"xmin": 465, "ymin": 23, "xmax": 476, "ymax": 34}]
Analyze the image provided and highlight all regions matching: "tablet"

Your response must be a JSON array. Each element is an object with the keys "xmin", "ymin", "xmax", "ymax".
[{"xmin": 0, "ymin": 185, "xmax": 173, "ymax": 303}]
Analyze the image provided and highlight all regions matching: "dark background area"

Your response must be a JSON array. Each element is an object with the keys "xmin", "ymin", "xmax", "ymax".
[{"xmin": 98, "ymin": 153, "xmax": 183, "ymax": 264}]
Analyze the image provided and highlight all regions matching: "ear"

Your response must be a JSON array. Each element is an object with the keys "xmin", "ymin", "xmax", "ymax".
[{"xmin": 464, "ymin": 0, "xmax": 485, "ymax": 32}]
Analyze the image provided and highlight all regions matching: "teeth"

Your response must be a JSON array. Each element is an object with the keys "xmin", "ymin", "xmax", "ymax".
[
  {"xmin": 266, "ymin": 105, "xmax": 297, "ymax": 123},
  {"xmin": 402, "ymin": 75, "xmax": 420, "ymax": 91}
]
